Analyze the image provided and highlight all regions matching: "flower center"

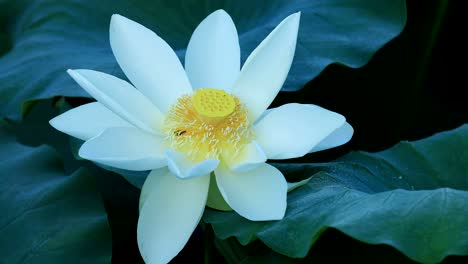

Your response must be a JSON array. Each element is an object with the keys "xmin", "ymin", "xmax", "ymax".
[
  {"xmin": 163, "ymin": 88, "xmax": 252, "ymax": 162},
  {"xmin": 192, "ymin": 88, "xmax": 235, "ymax": 120}
]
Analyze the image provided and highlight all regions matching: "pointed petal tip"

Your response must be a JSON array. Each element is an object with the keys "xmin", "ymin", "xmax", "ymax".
[
  {"xmin": 66, "ymin": 69, "xmax": 88, "ymax": 89},
  {"xmin": 77, "ymin": 138, "xmax": 97, "ymax": 160},
  {"xmin": 291, "ymin": 11, "xmax": 301, "ymax": 18},
  {"xmin": 77, "ymin": 144, "xmax": 89, "ymax": 160},
  {"xmin": 48, "ymin": 114, "xmax": 69, "ymax": 134},
  {"xmin": 337, "ymin": 121, "xmax": 354, "ymax": 146},
  {"xmin": 68, "ymin": 68, "xmax": 94, "ymax": 76},
  {"xmin": 202, "ymin": 9, "xmax": 234, "ymax": 28},
  {"xmin": 110, "ymin": 14, "xmax": 137, "ymax": 36},
  {"xmin": 67, "ymin": 69, "xmax": 88, "ymax": 85},
  {"xmin": 346, "ymin": 121, "xmax": 354, "ymax": 137},
  {"xmin": 111, "ymin": 13, "xmax": 122, "ymax": 19},
  {"xmin": 67, "ymin": 69, "xmax": 84, "ymax": 81},
  {"xmin": 287, "ymin": 11, "xmax": 301, "ymax": 27},
  {"xmin": 212, "ymin": 9, "xmax": 229, "ymax": 16},
  {"xmin": 277, "ymin": 12, "xmax": 300, "ymax": 34},
  {"xmin": 110, "ymin": 14, "xmax": 126, "ymax": 25},
  {"xmin": 66, "ymin": 68, "xmax": 75, "ymax": 76},
  {"xmin": 48, "ymin": 116, "xmax": 59, "ymax": 130}
]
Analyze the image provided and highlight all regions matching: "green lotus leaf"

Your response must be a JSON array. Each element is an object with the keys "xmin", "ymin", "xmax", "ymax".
[
  {"xmin": 204, "ymin": 124, "xmax": 468, "ymax": 263},
  {"xmin": 0, "ymin": 124, "xmax": 111, "ymax": 263},
  {"xmin": 0, "ymin": 0, "xmax": 406, "ymax": 119}
]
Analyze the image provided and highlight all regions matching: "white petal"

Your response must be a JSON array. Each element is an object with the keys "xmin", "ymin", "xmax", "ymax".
[
  {"xmin": 222, "ymin": 141, "xmax": 266, "ymax": 172},
  {"xmin": 67, "ymin": 69, "xmax": 163, "ymax": 134},
  {"xmin": 138, "ymin": 169, "xmax": 209, "ymax": 264},
  {"xmin": 79, "ymin": 127, "xmax": 166, "ymax": 171},
  {"xmin": 215, "ymin": 163, "xmax": 287, "ymax": 221},
  {"xmin": 138, "ymin": 167, "xmax": 167, "ymax": 212},
  {"xmin": 110, "ymin": 14, "xmax": 192, "ymax": 113},
  {"xmin": 50, "ymin": 102, "xmax": 131, "ymax": 141},
  {"xmin": 254, "ymin": 103, "xmax": 345, "ymax": 159},
  {"xmin": 206, "ymin": 174, "xmax": 232, "ymax": 211},
  {"xmin": 310, "ymin": 121, "xmax": 354, "ymax": 153},
  {"xmin": 231, "ymin": 12, "xmax": 300, "ymax": 121},
  {"xmin": 185, "ymin": 9, "xmax": 240, "ymax": 91},
  {"xmin": 165, "ymin": 150, "xmax": 219, "ymax": 179}
]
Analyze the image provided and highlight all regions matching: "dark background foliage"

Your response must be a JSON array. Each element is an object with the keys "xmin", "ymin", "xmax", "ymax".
[{"xmin": 1, "ymin": 0, "xmax": 466, "ymax": 263}]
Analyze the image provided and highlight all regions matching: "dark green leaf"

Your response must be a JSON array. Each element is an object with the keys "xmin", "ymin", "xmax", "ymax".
[
  {"xmin": 0, "ymin": 125, "xmax": 111, "ymax": 263},
  {"xmin": 96, "ymin": 163, "xmax": 148, "ymax": 189},
  {"xmin": 0, "ymin": 0, "xmax": 406, "ymax": 119},
  {"xmin": 204, "ymin": 125, "xmax": 468, "ymax": 263}
]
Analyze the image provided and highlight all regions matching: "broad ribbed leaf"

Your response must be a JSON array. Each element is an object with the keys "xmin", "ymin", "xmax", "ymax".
[
  {"xmin": 0, "ymin": 0, "xmax": 406, "ymax": 119},
  {"xmin": 204, "ymin": 125, "xmax": 468, "ymax": 263},
  {"xmin": 0, "ymin": 125, "xmax": 111, "ymax": 264}
]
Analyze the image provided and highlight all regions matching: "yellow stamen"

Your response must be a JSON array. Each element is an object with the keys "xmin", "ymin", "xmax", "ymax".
[{"xmin": 163, "ymin": 88, "xmax": 252, "ymax": 162}]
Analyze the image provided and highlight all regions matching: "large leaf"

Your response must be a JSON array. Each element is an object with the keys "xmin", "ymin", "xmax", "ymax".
[
  {"xmin": 0, "ymin": 0, "xmax": 406, "ymax": 119},
  {"xmin": 0, "ymin": 125, "xmax": 111, "ymax": 263},
  {"xmin": 204, "ymin": 124, "xmax": 468, "ymax": 263}
]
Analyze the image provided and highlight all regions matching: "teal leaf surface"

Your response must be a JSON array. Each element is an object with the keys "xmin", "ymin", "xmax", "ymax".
[
  {"xmin": 0, "ymin": 0, "xmax": 406, "ymax": 119},
  {"xmin": 0, "ymin": 125, "xmax": 111, "ymax": 264},
  {"xmin": 204, "ymin": 125, "xmax": 468, "ymax": 263}
]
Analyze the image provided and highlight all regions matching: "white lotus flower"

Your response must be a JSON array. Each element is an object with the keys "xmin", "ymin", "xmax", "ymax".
[{"xmin": 50, "ymin": 10, "xmax": 353, "ymax": 264}]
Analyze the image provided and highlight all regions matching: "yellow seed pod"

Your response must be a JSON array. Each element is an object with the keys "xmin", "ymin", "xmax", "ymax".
[{"xmin": 192, "ymin": 88, "xmax": 236, "ymax": 119}]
